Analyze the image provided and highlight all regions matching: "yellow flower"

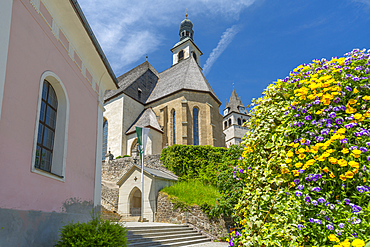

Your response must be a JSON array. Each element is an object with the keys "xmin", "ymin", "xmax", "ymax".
[
  {"xmin": 341, "ymin": 148, "xmax": 349, "ymax": 154},
  {"xmin": 338, "ymin": 159, "xmax": 347, "ymax": 167},
  {"xmin": 329, "ymin": 172, "xmax": 335, "ymax": 178},
  {"xmin": 285, "ymin": 158, "xmax": 292, "ymax": 164},
  {"xmin": 298, "ymin": 153, "xmax": 306, "ymax": 160},
  {"xmin": 340, "ymin": 239, "xmax": 351, "ymax": 247},
  {"xmin": 349, "ymin": 161, "xmax": 359, "ymax": 168},
  {"xmin": 298, "ymin": 148, "xmax": 306, "ymax": 153},
  {"xmin": 346, "ymin": 106, "xmax": 357, "ymax": 114},
  {"xmin": 310, "ymin": 146, "xmax": 319, "ymax": 153},
  {"xmin": 281, "ymin": 168, "xmax": 290, "ymax": 174},
  {"xmin": 328, "ymin": 157, "xmax": 338, "ymax": 164},
  {"xmin": 287, "ymin": 151, "xmax": 294, "ymax": 157},
  {"xmin": 337, "ymin": 128, "xmax": 346, "ymax": 134},
  {"xmin": 292, "ymin": 170, "xmax": 299, "ymax": 176},
  {"xmin": 353, "ymin": 113, "xmax": 363, "ymax": 120},
  {"xmin": 353, "ymin": 88, "xmax": 359, "ymax": 94},
  {"xmin": 340, "ymin": 174, "xmax": 347, "ymax": 181},
  {"xmin": 348, "ymin": 99, "xmax": 357, "ymax": 104},
  {"xmin": 290, "ymin": 182, "xmax": 296, "ymax": 187},
  {"xmin": 300, "ymin": 139, "xmax": 306, "ymax": 144},
  {"xmin": 363, "ymin": 95, "xmax": 370, "ymax": 100},
  {"xmin": 352, "ymin": 239, "xmax": 365, "ymax": 247},
  {"xmin": 293, "ymin": 143, "xmax": 299, "ymax": 148},
  {"xmin": 345, "ymin": 171, "xmax": 354, "ymax": 178},
  {"xmin": 322, "ymin": 152, "xmax": 331, "ymax": 158},
  {"xmin": 295, "ymin": 162, "xmax": 303, "ymax": 168},
  {"xmin": 323, "ymin": 167, "xmax": 329, "ymax": 173},
  {"xmin": 328, "ymin": 234, "xmax": 340, "ymax": 243}
]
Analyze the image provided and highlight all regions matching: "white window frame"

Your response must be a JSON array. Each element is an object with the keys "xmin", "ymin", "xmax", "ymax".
[{"xmin": 31, "ymin": 71, "xmax": 69, "ymax": 182}]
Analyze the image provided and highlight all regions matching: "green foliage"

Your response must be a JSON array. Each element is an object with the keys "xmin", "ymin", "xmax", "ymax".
[
  {"xmin": 160, "ymin": 144, "xmax": 227, "ymax": 186},
  {"xmin": 116, "ymin": 155, "xmax": 130, "ymax": 159},
  {"xmin": 55, "ymin": 212, "xmax": 127, "ymax": 247},
  {"xmin": 230, "ymin": 49, "xmax": 370, "ymax": 247},
  {"xmin": 161, "ymin": 180, "xmax": 220, "ymax": 208}
]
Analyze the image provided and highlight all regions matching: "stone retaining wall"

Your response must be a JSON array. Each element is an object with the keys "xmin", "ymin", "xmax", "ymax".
[{"xmin": 155, "ymin": 192, "xmax": 231, "ymax": 240}]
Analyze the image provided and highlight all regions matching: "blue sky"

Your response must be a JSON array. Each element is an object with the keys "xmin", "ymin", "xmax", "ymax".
[{"xmin": 78, "ymin": 0, "xmax": 370, "ymax": 113}]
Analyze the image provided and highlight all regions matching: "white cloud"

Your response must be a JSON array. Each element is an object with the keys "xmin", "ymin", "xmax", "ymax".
[
  {"xmin": 351, "ymin": 0, "xmax": 370, "ymax": 5},
  {"xmin": 78, "ymin": 0, "xmax": 256, "ymax": 74},
  {"xmin": 202, "ymin": 25, "xmax": 240, "ymax": 75}
]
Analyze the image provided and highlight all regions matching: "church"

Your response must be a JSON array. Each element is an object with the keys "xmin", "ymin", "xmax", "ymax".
[{"xmin": 103, "ymin": 16, "xmax": 228, "ymax": 157}]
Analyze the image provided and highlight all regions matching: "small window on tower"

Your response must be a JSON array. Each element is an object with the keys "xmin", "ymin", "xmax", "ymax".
[
  {"xmin": 186, "ymin": 31, "xmax": 189, "ymax": 36},
  {"xmin": 193, "ymin": 52, "xmax": 197, "ymax": 61},
  {"xmin": 178, "ymin": 50, "xmax": 184, "ymax": 61}
]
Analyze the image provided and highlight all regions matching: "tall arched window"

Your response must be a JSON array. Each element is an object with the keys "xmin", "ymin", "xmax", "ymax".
[
  {"xmin": 178, "ymin": 50, "xmax": 184, "ymax": 61},
  {"xmin": 224, "ymin": 121, "xmax": 227, "ymax": 129},
  {"xmin": 172, "ymin": 110, "xmax": 176, "ymax": 144},
  {"xmin": 193, "ymin": 52, "xmax": 197, "ymax": 61},
  {"xmin": 193, "ymin": 108, "xmax": 199, "ymax": 145},
  {"xmin": 228, "ymin": 119, "xmax": 231, "ymax": 126},
  {"xmin": 102, "ymin": 119, "xmax": 108, "ymax": 160},
  {"xmin": 238, "ymin": 118, "xmax": 242, "ymax": 126},
  {"xmin": 35, "ymin": 80, "xmax": 57, "ymax": 172}
]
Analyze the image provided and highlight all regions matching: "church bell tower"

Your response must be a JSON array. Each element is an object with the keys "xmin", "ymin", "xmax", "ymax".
[{"xmin": 170, "ymin": 14, "xmax": 202, "ymax": 67}]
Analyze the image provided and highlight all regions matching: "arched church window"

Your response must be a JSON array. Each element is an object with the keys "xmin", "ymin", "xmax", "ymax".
[
  {"xmin": 35, "ymin": 80, "xmax": 58, "ymax": 172},
  {"xmin": 102, "ymin": 119, "xmax": 108, "ymax": 160},
  {"xmin": 193, "ymin": 108, "xmax": 199, "ymax": 145},
  {"xmin": 243, "ymin": 119, "xmax": 246, "ymax": 124},
  {"xmin": 186, "ymin": 31, "xmax": 189, "ymax": 36},
  {"xmin": 172, "ymin": 110, "xmax": 176, "ymax": 145},
  {"xmin": 238, "ymin": 118, "xmax": 242, "ymax": 126},
  {"xmin": 178, "ymin": 50, "xmax": 184, "ymax": 61},
  {"xmin": 228, "ymin": 119, "xmax": 231, "ymax": 126},
  {"xmin": 224, "ymin": 121, "xmax": 227, "ymax": 129}
]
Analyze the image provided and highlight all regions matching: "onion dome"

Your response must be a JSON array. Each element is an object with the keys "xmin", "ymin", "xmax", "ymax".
[{"xmin": 179, "ymin": 14, "xmax": 194, "ymax": 41}]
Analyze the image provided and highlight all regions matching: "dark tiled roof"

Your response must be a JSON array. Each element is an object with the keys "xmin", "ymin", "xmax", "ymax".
[
  {"xmin": 126, "ymin": 108, "xmax": 163, "ymax": 134},
  {"xmin": 146, "ymin": 56, "xmax": 219, "ymax": 104},
  {"xmin": 104, "ymin": 61, "xmax": 159, "ymax": 102},
  {"xmin": 225, "ymin": 87, "xmax": 245, "ymax": 113}
]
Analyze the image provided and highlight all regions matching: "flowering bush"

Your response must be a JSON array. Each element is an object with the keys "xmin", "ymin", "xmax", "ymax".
[{"xmin": 231, "ymin": 49, "xmax": 370, "ymax": 247}]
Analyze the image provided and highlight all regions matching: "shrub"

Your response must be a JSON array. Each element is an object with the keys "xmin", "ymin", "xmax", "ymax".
[
  {"xmin": 231, "ymin": 49, "xmax": 370, "ymax": 247},
  {"xmin": 55, "ymin": 212, "xmax": 127, "ymax": 247},
  {"xmin": 160, "ymin": 144, "xmax": 227, "ymax": 185}
]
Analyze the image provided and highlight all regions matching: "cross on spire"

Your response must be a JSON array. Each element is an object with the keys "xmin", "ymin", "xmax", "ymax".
[{"xmin": 185, "ymin": 8, "xmax": 188, "ymax": 18}]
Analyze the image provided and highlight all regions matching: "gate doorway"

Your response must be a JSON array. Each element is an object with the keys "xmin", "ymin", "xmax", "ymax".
[{"xmin": 129, "ymin": 187, "xmax": 141, "ymax": 216}]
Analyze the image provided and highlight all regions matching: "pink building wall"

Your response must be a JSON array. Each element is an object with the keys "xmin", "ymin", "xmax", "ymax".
[{"xmin": 0, "ymin": 0, "xmax": 115, "ymax": 245}]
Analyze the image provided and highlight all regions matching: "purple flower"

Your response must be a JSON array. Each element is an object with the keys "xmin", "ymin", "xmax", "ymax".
[
  {"xmin": 357, "ymin": 186, "xmax": 368, "ymax": 193},
  {"xmin": 309, "ymin": 218, "xmax": 315, "ymax": 223},
  {"xmin": 313, "ymin": 187, "xmax": 321, "ymax": 192},
  {"xmin": 329, "ymin": 112, "xmax": 336, "ymax": 118},
  {"xmin": 334, "ymin": 97, "xmax": 341, "ymax": 103},
  {"xmin": 366, "ymin": 142, "xmax": 370, "ymax": 147},
  {"xmin": 297, "ymin": 224, "xmax": 304, "ymax": 230},
  {"xmin": 327, "ymin": 224, "xmax": 334, "ymax": 230},
  {"xmin": 311, "ymin": 120, "xmax": 317, "ymax": 125},
  {"xmin": 305, "ymin": 115, "xmax": 311, "ymax": 121},
  {"xmin": 239, "ymin": 169, "xmax": 244, "ymax": 173},
  {"xmin": 367, "ymin": 156, "xmax": 370, "ymax": 163},
  {"xmin": 345, "ymin": 123, "xmax": 354, "ymax": 129},
  {"xmin": 335, "ymin": 117, "xmax": 344, "ymax": 125},
  {"xmin": 315, "ymin": 136, "xmax": 325, "ymax": 142},
  {"xmin": 284, "ymin": 111, "xmax": 289, "ymax": 115},
  {"xmin": 321, "ymin": 129, "xmax": 329, "ymax": 135},
  {"xmin": 314, "ymin": 219, "xmax": 321, "ymax": 224},
  {"xmin": 344, "ymin": 198, "xmax": 351, "ymax": 204},
  {"xmin": 345, "ymin": 86, "xmax": 352, "ymax": 92},
  {"xmin": 298, "ymin": 169, "xmax": 305, "ymax": 173},
  {"xmin": 333, "ymin": 107, "xmax": 340, "ymax": 111},
  {"xmin": 295, "ymin": 191, "xmax": 302, "ymax": 197},
  {"xmin": 338, "ymin": 223, "xmax": 345, "ymax": 228},
  {"xmin": 294, "ymin": 114, "xmax": 300, "ymax": 117},
  {"xmin": 353, "ymin": 232, "xmax": 358, "ymax": 238},
  {"xmin": 350, "ymin": 146, "xmax": 359, "ymax": 150},
  {"xmin": 305, "ymin": 196, "xmax": 311, "ymax": 202},
  {"xmin": 363, "ymin": 165, "xmax": 367, "ymax": 171},
  {"xmin": 340, "ymin": 138, "xmax": 349, "ymax": 144},
  {"xmin": 360, "ymin": 147, "xmax": 368, "ymax": 152},
  {"xmin": 314, "ymin": 99, "xmax": 320, "ymax": 105},
  {"xmin": 294, "ymin": 179, "xmax": 300, "ymax": 185},
  {"xmin": 312, "ymin": 200, "xmax": 318, "ymax": 206},
  {"xmin": 298, "ymin": 185, "xmax": 304, "ymax": 190},
  {"xmin": 318, "ymin": 197, "xmax": 325, "ymax": 203}
]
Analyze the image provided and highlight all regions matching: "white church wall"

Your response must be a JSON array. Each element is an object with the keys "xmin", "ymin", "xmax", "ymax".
[
  {"xmin": 104, "ymin": 94, "xmax": 124, "ymax": 158},
  {"xmin": 126, "ymin": 129, "xmax": 162, "ymax": 156}
]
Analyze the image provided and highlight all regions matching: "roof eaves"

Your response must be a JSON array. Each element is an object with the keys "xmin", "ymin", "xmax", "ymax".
[{"xmin": 69, "ymin": 0, "xmax": 119, "ymax": 89}]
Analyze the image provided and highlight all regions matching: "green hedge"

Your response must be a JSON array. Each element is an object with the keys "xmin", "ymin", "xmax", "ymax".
[{"xmin": 160, "ymin": 144, "xmax": 227, "ymax": 186}]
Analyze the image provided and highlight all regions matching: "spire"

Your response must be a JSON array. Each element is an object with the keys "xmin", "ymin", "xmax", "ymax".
[
  {"xmin": 179, "ymin": 13, "xmax": 194, "ymax": 41},
  {"xmin": 225, "ymin": 85, "xmax": 246, "ymax": 114}
]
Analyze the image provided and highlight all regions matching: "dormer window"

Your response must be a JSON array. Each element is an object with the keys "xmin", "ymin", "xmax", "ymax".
[
  {"xmin": 178, "ymin": 50, "xmax": 184, "ymax": 61},
  {"xmin": 223, "ymin": 107, "xmax": 229, "ymax": 116},
  {"xmin": 238, "ymin": 106, "xmax": 245, "ymax": 114}
]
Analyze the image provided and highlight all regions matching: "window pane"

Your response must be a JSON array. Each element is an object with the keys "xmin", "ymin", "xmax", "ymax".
[
  {"xmin": 42, "ymin": 81, "xmax": 48, "ymax": 100},
  {"xmin": 40, "ymin": 101, "xmax": 46, "ymax": 122},
  {"xmin": 40, "ymin": 149, "xmax": 52, "ymax": 172},
  {"xmin": 173, "ymin": 111, "xmax": 176, "ymax": 144},
  {"xmin": 48, "ymin": 84, "xmax": 58, "ymax": 109},
  {"xmin": 37, "ymin": 123, "xmax": 43, "ymax": 144},
  {"xmin": 45, "ymin": 106, "xmax": 56, "ymax": 129},
  {"xmin": 193, "ymin": 108, "xmax": 199, "ymax": 145},
  {"xmin": 43, "ymin": 127, "xmax": 54, "ymax": 150},
  {"xmin": 102, "ymin": 120, "xmax": 108, "ymax": 160},
  {"xmin": 35, "ymin": 145, "xmax": 41, "ymax": 168}
]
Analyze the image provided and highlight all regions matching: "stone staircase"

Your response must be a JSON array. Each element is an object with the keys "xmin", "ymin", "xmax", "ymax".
[{"xmin": 126, "ymin": 224, "xmax": 211, "ymax": 246}]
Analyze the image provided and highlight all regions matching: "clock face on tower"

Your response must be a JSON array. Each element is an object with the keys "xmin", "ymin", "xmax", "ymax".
[
  {"xmin": 238, "ymin": 106, "xmax": 245, "ymax": 114},
  {"xmin": 223, "ymin": 108, "xmax": 229, "ymax": 116}
]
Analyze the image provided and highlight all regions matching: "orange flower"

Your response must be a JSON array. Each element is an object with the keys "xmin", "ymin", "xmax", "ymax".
[
  {"xmin": 340, "ymin": 174, "xmax": 347, "ymax": 181},
  {"xmin": 292, "ymin": 170, "xmax": 299, "ymax": 176},
  {"xmin": 345, "ymin": 171, "xmax": 354, "ymax": 179},
  {"xmin": 323, "ymin": 167, "xmax": 329, "ymax": 173},
  {"xmin": 329, "ymin": 172, "xmax": 335, "ymax": 178}
]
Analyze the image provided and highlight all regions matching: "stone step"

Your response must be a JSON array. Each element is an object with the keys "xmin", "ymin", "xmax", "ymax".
[
  {"xmin": 127, "ymin": 226, "xmax": 190, "ymax": 234},
  {"xmin": 128, "ymin": 235, "xmax": 209, "ymax": 247},
  {"xmin": 127, "ymin": 231, "xmax": 201, "ymax": 242},
  {"xmin": 127, "ymin": 229, "xmax": 197, "ymax": 238}
]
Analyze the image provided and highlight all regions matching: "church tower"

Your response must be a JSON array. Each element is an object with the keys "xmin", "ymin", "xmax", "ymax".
[
  {"xmin": 223, "ymin": 85, "xmax": 250, "ymax": 147},
  {"xmin": 170, "ymin": 14, "xmax": 202, "ymax": 67}
]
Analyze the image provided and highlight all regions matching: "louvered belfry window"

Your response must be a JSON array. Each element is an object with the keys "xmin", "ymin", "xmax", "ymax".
[
  {"xmin": 35, "ymin": 80, "xmax": 58, "ymax": 172},
  {"xmin": 178, "ymin": 50, "xmax": 184, "ymax": 61}
]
